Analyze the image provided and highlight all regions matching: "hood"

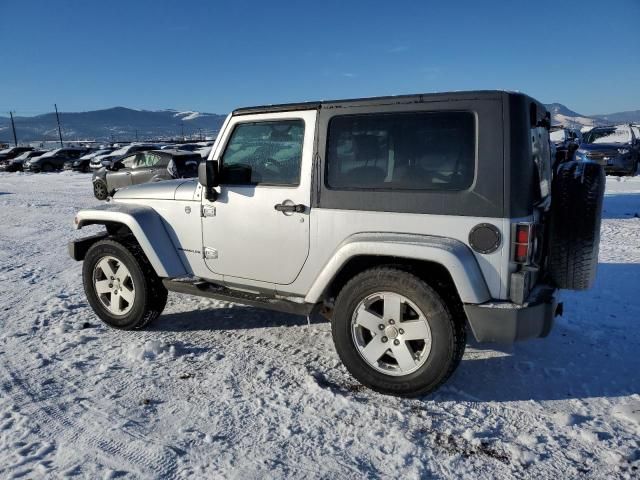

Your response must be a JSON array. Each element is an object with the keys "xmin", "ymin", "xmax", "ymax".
[
  {"xmin": 113, "ymin": 179, "xmax": 198, "ymax": 201},
  {"xmin": 579, "ymin": 143, "xmax": 628, "ymax": 152}
]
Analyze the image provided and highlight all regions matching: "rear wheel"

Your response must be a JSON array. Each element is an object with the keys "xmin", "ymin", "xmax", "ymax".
[
  {"xmin": 331, "ymin": 267, "xmax": 465, "ymax": 397},
  {"xmin": 83, "ymin": 239, "xmax": 167, "ymax": 330},
  {"xmin": 93, "ymin": 180, "xmax": 108, "ymax": 200}
]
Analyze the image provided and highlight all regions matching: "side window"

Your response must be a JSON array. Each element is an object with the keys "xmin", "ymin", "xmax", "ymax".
[
  {"xmin": 143, "ymin": 152, "xmax": 162, "ymax": 167},
  {"xmin": 121, "ymin": 155, "xmax": 137, "ymax": 169},
  {"xmin": 326, "ymin": 111, "xmax": 475, "ymax": 190},
  {"xmin": 132, "ymin": 153, "xmax": 145, "ymax": 168},
  {"xmin": 220, "ymin": 119, "xmax": 305, "ymax": 185}
]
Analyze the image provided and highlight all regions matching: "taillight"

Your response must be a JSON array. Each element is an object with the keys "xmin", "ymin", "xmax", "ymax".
[{"xmin": 513, "ymin": 223, "xmax": 534, "ymax": 264}]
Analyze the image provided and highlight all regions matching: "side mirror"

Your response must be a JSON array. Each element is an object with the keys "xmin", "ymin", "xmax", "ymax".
[{"xmin": 199, "ymin": 160, "xmax": 219, "ymax": 200}]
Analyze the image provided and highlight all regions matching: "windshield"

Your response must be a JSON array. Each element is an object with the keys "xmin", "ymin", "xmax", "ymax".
[
  {"xmin": 40, "ymin": 149, "xmax": 61, "ymax": 158},
  {"xmin": 15, "ymin": 151, "xmax": 32, "ymax": 160},
  {"xmin": 111, "ymin": 147, "xmax": 131, "ymax": 156},
  {"xmin": 583, "ymin": 126, "xmax": 631, "ymax": 145}
]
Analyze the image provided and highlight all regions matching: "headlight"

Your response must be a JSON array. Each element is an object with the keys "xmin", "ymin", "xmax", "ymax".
[{"xmin": 618, "ymin": 148, "xmax": 630, "ymax": 155}]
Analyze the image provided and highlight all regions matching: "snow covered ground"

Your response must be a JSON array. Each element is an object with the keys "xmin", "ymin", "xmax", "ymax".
[{"xmin": 0, "ymin": 171, "xmax": 639, "ymax": 479}]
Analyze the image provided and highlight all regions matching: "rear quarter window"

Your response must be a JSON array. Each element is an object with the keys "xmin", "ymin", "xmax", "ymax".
[{"xmin": 326, "ymin": 111, "xmax": 475, "ymax": 191}]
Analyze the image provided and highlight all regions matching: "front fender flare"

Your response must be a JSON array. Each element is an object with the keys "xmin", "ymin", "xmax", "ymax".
[
  {"xmin": 74, "ymin": 203, "xmax": 187, "ymax": 278},
  {"xmin": 304, "ymin": 233, "xmax": 491, "ymax": 305}
]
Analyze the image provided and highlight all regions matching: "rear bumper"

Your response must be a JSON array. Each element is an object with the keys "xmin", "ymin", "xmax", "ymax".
[{"xmin": 464, "ymin": 286, "xmax": 558, "ymax": 343}]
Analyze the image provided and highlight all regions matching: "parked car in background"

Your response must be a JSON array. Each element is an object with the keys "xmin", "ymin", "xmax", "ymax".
[
  {"xmin": 65, "ymin": 148, "xmax": 113, "ymax": 173},
  {"xmin": 575, "ymin": 124, "xmax": 639, "ymax": 176},
  {"xmin": 196, "ymin": 145, "xmax": 212, "ymax": 159},
  {"xmin": 92, "ymin": 149, "xmax": 201, "ymax": 200},
  {"xmin": 0, "ymin": 150, "xmax": 46, "ymax": 172},
  {"xmin": 25, "ymin": 147, "xmax": 90, "ymax": 172},
  {"xmin": 90, "ymin": 144, "xmax": 159, "ymax": 170},
  {"xmin": 550, "ymin": 126, "xmax": 581, "ymax": 166},
  {"xmin": 0, "ymin": 146, "xmax": 33, "ymax": 165}
]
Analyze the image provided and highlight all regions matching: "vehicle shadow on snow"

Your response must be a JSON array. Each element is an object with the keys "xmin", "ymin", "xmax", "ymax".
[
  {"xmin": 150, "ymin": 264, "xmax": 639, "ymax": 403},
  {"xmin": 149, "ymin": 306, "xmax": 323, "ymax": 333},
  {"xmin": 601, "ymin": 192, "xmax": 640, "ymax": 219},
  {"xmin": 442, "ymin": 262, "xmax": 640, "ymax": 403}
]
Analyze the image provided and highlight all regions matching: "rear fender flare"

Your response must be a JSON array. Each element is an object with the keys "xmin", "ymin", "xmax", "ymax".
[{"xmin": 304, "ymin": 233, "xmax": 491, "ymax": 305}]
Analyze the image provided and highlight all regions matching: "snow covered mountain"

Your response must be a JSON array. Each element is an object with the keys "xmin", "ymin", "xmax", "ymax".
[
  {"xmin": 2, "ymin": 103, "xmax": 639, "ymax": 143},
  {"xmin": 545, "ymin": 103, "xmax": 640, "ymax": 129},
  {"xmin": 0, "ymin": 107, "xmax": 226, "ymax": 143}
]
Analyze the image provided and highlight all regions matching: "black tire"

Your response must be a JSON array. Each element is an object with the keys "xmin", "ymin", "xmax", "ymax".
[
  {"xmin": 83, "ymin": 239, "xmax": 167, "ymax": 330},
  {"xmin": 93, "ymin": 180, "xmax": 108, "ymax": 200},
  {"xmin": 331, "ymin": 267, "xmax": 465, "ymax": 397},
  {"xmin": 548, "ymin": 160, "xmax": 605, "ymax": 290}
]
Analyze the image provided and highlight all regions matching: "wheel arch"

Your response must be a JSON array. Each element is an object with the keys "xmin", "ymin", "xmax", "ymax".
[
  {"xmin": 304, "ymin": 233, "xmax": 491, "ymax": 305},
  {"xmin": 72, "ymin": 204, "xmax": 187, "ymax": 278}
]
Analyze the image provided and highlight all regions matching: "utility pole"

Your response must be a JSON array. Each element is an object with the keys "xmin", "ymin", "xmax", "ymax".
[
  {"xmin": 9, "ymin": 111, "xmax": 17, "ymax": 146},
  {"xmin": 54, "ymin": 104, "xmax": 64, "ymax": 147},
  {"xmin": 181, "ymin": 122, "xmax": 184, "ymax": 140},
  {"xmin": 135, "ymin": 129, "xmax": 139, "ymax": 142}
]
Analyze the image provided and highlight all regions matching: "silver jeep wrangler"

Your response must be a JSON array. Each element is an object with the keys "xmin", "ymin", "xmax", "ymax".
[{"xmin": 70, "ymin": 91, "xmax": 605, "ymax": 396}]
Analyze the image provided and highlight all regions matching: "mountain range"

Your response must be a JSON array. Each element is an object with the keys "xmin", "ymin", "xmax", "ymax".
[
  {"xmin": 0, "ymin": 107, "xmax": 226, "ymax": 143},
  {"xmin": 1, "ymin": 103, "xmax": 639, "ymax": 144}
]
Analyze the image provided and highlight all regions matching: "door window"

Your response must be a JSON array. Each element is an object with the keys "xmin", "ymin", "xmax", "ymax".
[
  {"xmin": 120, "ymin": 154, "xmax": 137, "ymax": 169},
  {"xmin": 134, "ymin": 152, "xmax": 162, "ymax": 168},
  {"xmin": 220, "ymin": 120, "xmax": 304, "ymax": 186}
]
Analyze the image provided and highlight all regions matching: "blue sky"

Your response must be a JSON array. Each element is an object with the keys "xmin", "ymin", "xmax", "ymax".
[{"xmin": 1, "ymin": 0, "xmax": 639, "ymax": 116}]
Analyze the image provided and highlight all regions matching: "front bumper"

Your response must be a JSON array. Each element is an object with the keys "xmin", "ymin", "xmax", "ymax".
[
  {"xmin": 464, "ymin": 285, "xmax": 558, "ymax": 343},
  {"xmin": 583, "ymin": 153, "xmax": 635, "ymax": 173}
]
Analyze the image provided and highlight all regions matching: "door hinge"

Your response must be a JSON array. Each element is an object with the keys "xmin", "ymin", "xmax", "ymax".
[
  {"xmin": 201, "ymin": 205, "xmax": 216, "ymax": 217},
  {"xmin": 203, "ymin": 247, "xmax": 218, "ymax": 259}
]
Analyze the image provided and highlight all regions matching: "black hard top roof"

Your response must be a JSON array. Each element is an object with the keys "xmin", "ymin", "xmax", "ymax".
[{"xmin": 232, "ymin": 90, "xmax": 543, "ymax": 116}]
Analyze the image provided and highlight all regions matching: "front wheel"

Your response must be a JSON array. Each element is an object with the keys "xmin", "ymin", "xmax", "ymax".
[
  {"xmin": 331, "ymin": 268, "xmax": 465, "ymax": 397},
  {"xmin": 93, "ymin": 180, "xmax": 108, "ymax": 200},
  {"xmin": 83, "ymin": 239, "xmax": 167, "ymax": 329}
]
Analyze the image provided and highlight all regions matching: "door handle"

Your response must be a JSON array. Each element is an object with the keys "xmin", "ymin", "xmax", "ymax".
[{"xmin": 274, "ymin": 203, "xmax": 305, "ymax": 213}]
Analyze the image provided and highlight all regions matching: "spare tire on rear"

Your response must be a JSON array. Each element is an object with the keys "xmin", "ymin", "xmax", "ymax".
[{"xmin": 548, "ymin": 160, "xmax": 605, "ymax": 290}]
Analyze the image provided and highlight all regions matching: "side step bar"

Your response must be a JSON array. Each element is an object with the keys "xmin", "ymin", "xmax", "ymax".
[{"xmin": 162, "ymin": 279, "xmax": 314, "ymax": 316}]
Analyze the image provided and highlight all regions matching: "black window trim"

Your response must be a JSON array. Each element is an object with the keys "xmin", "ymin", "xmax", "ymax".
[{"xmin": 218, "ymin": 117, "xmax": 307, "ymax": 188}]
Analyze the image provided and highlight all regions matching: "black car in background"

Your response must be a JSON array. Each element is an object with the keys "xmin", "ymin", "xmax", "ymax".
[
  {"xmin": 65, "ymin": 148, "xmax": 113, "ymax": 173},
  {"xmin": 575, "ymin": 125, "xmax": 639, "ymax": 176},
  {"xmin": 0, "ymin": 146, "xmax": 33, "ymax": 165},
  {"xmin": 0, "ymin": 150, "xmax": 46, "ymax": 172},
  {"xmin": 25, "ymin": 147, "xmax": 90, "ymax": 172},
  {"xmin": 92, "ymin": 149, "xmax": 201, "ymax": 200}
]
